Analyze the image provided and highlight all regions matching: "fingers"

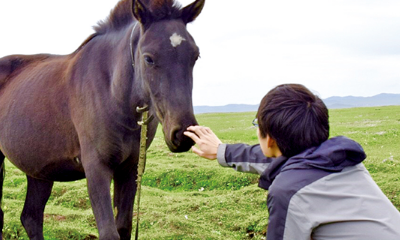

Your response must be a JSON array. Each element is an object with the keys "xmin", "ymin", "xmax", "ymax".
[
  {"xmin": 183, "ymin": 130, "xmax": 200, "ymax": 142},
  {"xmin": 185, "ymin": 126, "xmax": 221, "ymax": 144},
  {"xmin": 184, "ymin": 126, "xmax": 207, "ymax": 143},
  {"xmin": 191, "ymin": 146, "xmax": 202, "ymax": 156},
  {"xmin": 186, "ymin": 125, "xmax": 212, "ymax": 137},
  {"xmin": 185, "ymin": 125, "xmax": 219, "ymax": 160},
  {"xmin": 191, "ymin": 146, "xmax": 216, "ymax": 160}
]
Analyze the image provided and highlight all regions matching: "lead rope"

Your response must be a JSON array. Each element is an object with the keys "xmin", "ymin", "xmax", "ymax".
[{"xmin": 135, "ymin": 105, "xmax": 153, "ymax": 240}]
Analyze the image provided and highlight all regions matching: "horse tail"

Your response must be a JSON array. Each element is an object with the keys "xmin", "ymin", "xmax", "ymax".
[
  {"xmin": 0, "ymin": 158, "xmax": 4, "ymax": 189},
  {"xmin": 0, "ymin": 154, "xmax": 4, "ymax": 204},
  {"xmin": 0, "ymin": 152, "xmax": 5, "ymax": 234},
  {"xmin": 0, "ymin": 56, "xmax": 13, "ymax": 88},
  {"xmin": 0, "ymin": 55, "xmax": 27, "ymax": 90}
]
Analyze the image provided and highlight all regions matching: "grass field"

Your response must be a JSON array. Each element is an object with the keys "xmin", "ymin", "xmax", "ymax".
[{"xmin": 2, "ymin": 106, "xmax": 399, "ymax": 239}]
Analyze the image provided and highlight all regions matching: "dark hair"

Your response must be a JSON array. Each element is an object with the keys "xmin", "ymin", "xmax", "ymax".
[{"xmin": 257, "ymin": 84, "xmax": 329, "ymax": 158}]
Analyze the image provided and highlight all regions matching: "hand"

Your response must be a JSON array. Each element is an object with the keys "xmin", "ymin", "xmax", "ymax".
[{"xmin": 184, "ymin": 126, "xmax": 222, "ymax": 160}]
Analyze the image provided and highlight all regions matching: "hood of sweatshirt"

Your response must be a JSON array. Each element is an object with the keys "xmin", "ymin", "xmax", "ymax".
[
  {"xmin": 259, "ymin": 136, "xmax": 366, "ymax": 190},
  {"xmin": 284, "ymin": 136, "xmax": 366, "ymax": 172}
]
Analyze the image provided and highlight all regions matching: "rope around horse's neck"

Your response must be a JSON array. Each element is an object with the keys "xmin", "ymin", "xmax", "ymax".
[
  {"xmin": 135, "ymin": 105, "xmax": 152, "ymax": 240},
  {"xmin": 130, "ymin": 22, "xmax": 139, "ymax": 68}
]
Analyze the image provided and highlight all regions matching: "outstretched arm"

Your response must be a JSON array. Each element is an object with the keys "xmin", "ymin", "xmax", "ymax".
[{"xmin": 184, "ymin": 126, "xmax": 222, "ymax": 160}]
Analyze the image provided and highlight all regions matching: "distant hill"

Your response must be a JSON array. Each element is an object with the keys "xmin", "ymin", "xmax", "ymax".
[
  {"xmin": 323, "ymin": 93, "xmax": 400, "ymax": 109},
  {"xmin": 194, "ymin": 93, "xmax": 400, "ymax": 114},
  {"xmin": 194, "ymin": 104, "xmax": 259, "ymax": 114}
]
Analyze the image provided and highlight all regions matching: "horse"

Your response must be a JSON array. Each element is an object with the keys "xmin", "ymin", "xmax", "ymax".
[{"xmin": 0, "ymin": 0, "xmax": 205, "ymax": 239}]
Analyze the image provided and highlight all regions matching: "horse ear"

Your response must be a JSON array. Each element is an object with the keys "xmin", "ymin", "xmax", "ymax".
[
  {"xmin": 181, "ymin": 0, "xmax": 205, "ymax": 24},
  {"xmin": 132, "ymin": 0, "xmax": 151, "ymax": 26}
]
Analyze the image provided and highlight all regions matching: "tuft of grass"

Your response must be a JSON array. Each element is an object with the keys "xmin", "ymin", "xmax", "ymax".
[{"xmin": 1, "ymin": 106, "xmax": 399, "ymax": 239}]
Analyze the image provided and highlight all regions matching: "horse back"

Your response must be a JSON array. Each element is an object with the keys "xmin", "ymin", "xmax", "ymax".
[{"xmin": 0, "ymin": 54, "xmax": 52, "ymax": 89}]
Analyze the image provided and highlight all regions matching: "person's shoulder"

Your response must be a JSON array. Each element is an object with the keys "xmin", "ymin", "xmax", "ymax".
[{"xmin": 269, "ymin": 168, "xmax": 330, "ymax": 200}]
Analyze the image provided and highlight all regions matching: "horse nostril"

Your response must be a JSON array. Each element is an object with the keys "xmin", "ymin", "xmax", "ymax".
[
  {"xmin": 172, "ymin": 128, "xmax": 182, "ymax": 146},
  {"xmin": 169, "ymin": 127, "xmax": 195, "ymax": 152}
]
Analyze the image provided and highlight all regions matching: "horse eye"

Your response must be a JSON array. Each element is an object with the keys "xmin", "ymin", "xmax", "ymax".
[{"xmin": 144, "ymin": 55, "xmax": 154, "ymax": 65}]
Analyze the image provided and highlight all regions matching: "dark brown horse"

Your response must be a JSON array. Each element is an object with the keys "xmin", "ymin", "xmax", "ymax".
[{"xmin": 0, "ymin": 0, "xmax": 205, "ymax": 239}]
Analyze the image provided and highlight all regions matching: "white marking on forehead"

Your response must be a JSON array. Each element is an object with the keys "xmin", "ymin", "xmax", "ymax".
[{"xmin": 170, "ymin": 33, "xmax": 186, "ymax": 47}]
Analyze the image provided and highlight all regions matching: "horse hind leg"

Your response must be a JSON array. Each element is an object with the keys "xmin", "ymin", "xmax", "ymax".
[
  {"xmin": 21, "ymin": 175, "xmax": 53, "ymax": 240},
  {"xmin": 0, "ymin": 152, "xmax": 5, "ymax": 240}
]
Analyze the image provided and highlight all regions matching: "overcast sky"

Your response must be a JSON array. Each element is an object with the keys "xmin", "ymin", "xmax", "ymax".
[{"xmin": 0, "ymin": 0, "xmax": 399, "ymax": 106}]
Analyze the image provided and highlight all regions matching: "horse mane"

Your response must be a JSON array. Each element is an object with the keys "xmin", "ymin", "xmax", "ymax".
[
  {"xmin": 94, "ymin": 0, "xmax": 182, "ymax": 34},
  {"xmin": 94, "ymin": 0, "xmax": 135, "ymax": 34},
  {"xmin": 74, "ymin": 0, "xmax": 183, "ymax": 53}
]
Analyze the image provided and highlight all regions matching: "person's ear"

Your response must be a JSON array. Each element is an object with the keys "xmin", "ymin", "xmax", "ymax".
[
  {"xmin": 266, "ymin": 135, "xmax": 283, "ymax": 157},
  {"xmin": 266, "ymin": 135, "xmax": 276, "ymax": 148}
]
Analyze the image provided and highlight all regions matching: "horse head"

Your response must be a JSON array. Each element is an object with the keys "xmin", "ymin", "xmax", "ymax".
[{"xmin": 132, "ymin": 0, "xmax": 205, "ymax": 152}]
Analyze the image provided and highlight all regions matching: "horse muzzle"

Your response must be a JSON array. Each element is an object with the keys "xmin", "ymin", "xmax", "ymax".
[{"xmin": 164, "ymin": 122, "xmax": 197, "ymax": 153}]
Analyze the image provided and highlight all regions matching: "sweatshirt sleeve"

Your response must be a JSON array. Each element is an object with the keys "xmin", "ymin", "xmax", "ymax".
[{"xmin": 217, "ymin": 143, "xmax": 273, "ymax": 175}]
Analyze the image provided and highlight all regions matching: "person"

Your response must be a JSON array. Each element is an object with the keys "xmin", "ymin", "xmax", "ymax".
[{"xmin": 184, "ymin": 84, "xmax": 400, "ymax": 240}]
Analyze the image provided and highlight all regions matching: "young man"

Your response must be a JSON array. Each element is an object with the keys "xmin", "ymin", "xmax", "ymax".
[{"xmin": 184, "ymin": 84, "xmax": 400, "ymax": 240}]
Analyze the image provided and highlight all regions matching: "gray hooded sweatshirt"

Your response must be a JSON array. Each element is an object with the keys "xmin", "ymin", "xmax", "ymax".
[{"xmin": 217, "ymin": 136, "xmax": 400, "ymax": 240}]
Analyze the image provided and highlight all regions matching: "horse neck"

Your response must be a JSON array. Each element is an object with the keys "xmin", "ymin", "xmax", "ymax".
[
  {"xmin": 109, "ymin": 24, "xmax": 143, "ymax": 106},
  {"xmin": 102, "ymin": 24, "xmax": 144, "ymax": 96},
  {"xmin": 70, "ymin": 23, "xmax": 144, "ymax": 120}
]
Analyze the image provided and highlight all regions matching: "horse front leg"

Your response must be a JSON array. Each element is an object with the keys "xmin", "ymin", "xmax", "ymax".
[
  {"xmin": 83, "ymin": 158, "xmax": 120, "ymax": 240},
  {"xmin": 113, "ymin": 160, "xmax": 138, "ymax": 240},
  {"xmin": 21, "ymin": 176, "xmax": 53, "ymax": 240}
]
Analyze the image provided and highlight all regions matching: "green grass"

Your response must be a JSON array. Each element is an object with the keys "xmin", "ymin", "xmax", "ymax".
[{"xmin": 2, "ymin": 106, "xmax": 399, "ymax": 239}]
